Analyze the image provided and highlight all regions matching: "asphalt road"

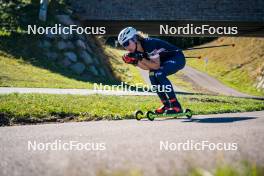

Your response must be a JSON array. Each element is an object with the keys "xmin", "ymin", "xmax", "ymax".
[
  {"xmin": 1, "ymin": 111, "xmax": 264, "ymax": 176},
  {"xmin": 181, "ymin": 66, "xmax": 251, "ymax": 97}
]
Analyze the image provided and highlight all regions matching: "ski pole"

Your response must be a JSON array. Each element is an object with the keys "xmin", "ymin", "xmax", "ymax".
[
  {"xmin": 185, "ymin": 56, "xmax": 201, "ymax": 59},
  {"xmin": 155, "ymin": 44, "xmax": 235, "ymax": 59},
  {"xmin": 160, "ymin": 44, "xmax": 235, "ymax": 54},
  {"xmin": 183, "ymin": 44, "xmax": 235, "ymax": 51}
]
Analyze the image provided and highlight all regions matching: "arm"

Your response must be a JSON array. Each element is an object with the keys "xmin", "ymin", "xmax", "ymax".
[
  {"xmin": 141, "ymin": 56, "xmax": 160, "ymax": 70},
  {"xmin": 137, "ymin": 60, "xmax": 150, "ymax": 70}
]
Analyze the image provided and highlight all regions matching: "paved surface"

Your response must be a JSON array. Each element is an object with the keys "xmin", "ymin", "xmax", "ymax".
[
  {"xmin": 1, "ymin": 111, "xmax": 264, "ymax": 176},
  {"xmin": 182, "ymin": 66, "xmax": 251, "ymax": 97}
]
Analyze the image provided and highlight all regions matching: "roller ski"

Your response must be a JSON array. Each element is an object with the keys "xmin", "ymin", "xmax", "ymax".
[
  {"xmin": 134, "ymin": 108, "xmax": 192, "ymax": 121},
  {"xmin": 134, "ymin": 99, "xmax": 192, "ymax": 121}
]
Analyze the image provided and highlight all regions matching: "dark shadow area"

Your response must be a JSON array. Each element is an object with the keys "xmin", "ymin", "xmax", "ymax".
[
  {"xmin": 182, "ymin": 116, "xmax": 256, "ymax": 123},
  {"xmin": 148, "ymin": 115, "xmax": 257, "ymax": 123}
]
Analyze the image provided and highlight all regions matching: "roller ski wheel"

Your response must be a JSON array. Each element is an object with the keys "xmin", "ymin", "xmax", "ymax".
[
  {"xmin": 146, "ymin": 111, "xmax": 155, "ymax": 121},
  {"xmin": 185, "ymin": 109, "xmax": 192, "ymax": 119},
  {"xmin": 134, "ymin": 110, "xmax": 144, "ymax": 121}
]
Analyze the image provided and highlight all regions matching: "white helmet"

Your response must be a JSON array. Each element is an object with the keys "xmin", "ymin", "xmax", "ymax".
[{"xmin": 118, "ymin": 27, "xmax": 137, "ymax": 45}]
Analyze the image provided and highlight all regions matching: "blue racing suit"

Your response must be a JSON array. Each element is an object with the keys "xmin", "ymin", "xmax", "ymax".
[{"xmin": 141, "ymin": 37, "xmax": 186, "ymax": 102}]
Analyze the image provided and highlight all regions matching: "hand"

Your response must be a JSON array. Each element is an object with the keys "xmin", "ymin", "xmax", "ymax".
[
  {"xmin": 122, "ymin": 53, "xmax": 139, "ymax": 65},
  {"xmin": 127, "ymin": 51, "xmax": 148, "ymax": 61}
]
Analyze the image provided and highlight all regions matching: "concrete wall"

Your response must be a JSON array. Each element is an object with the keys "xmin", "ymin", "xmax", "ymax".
[{"xmin": 70, "ymin": 0, "xmax": 264, "ymax": 22}]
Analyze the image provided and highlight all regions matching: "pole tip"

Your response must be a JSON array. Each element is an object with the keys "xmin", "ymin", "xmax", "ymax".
[{"xmin": 232, "ymin": 44, "xmax": 235, "ymax": 47}]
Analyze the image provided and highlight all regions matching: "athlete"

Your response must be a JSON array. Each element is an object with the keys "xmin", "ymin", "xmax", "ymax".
[{"xmin": 118, "ymin": 27, "xmax": 186, "ymax": 114}]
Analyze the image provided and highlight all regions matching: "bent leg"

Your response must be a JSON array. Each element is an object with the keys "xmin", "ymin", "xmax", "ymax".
[
  {"xmin": 153, "ymin": 69, "xmax": 176, "ymax": 100},
  {"xmin": 149, "ymin": 72, "xmax": 168, "ymax": 103},
  {"xmin": 154, "ymin": 60, "xmax": 184, "ymax": 111}
]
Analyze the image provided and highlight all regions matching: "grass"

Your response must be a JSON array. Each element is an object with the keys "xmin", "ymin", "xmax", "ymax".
[
  {"xmin": 0, "ymin": 45, "xmax": 148, "ymax": 88},
  {"xmin": 0, "ymin": 52, "xmax": 99, "ymax": 88},
  {"xmin": 0, "ymin": 93, "xmax": 263, "ymax": 126},
  {"xmin": 97, "ymin": 169, "xmax": 142, "ymax": 176},
  {"xmin": 96, "ymin": 161, "xmax": 264, "ymax": 176},
  {"xmin": 190, "ymin": 161, "xmax": 264, "ymax": 176},
  {"xmin": 186, "ymin": 37, "xmax": 264, "ymax": 96}
]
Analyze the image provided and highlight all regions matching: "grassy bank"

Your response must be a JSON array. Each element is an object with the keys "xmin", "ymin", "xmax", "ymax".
[
  {"xmin": 0, "ymin": 1, "xmax": 130, "ymax": 89},
  {"xmin": 0, "ymin": 52, "xmax": 99, "ymax": 88},
  {"xmin": 0, "ymin": 46, "xmax": 147, "ymax": 88},
  {"xmin": 186, "ymin": 37, "xmax": 264, "ymax": 96},
  {"xmin": 0, "ymin": 93, "xmax": 263, "ymax": 126}
]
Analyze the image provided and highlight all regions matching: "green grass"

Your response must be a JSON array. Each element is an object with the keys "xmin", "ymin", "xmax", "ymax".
[
  {"xmin": 0, "ymin": 93, "xmax": 263, "ymax": 125},
  {"xmin": 190, "ymin": 161, "xmax": 264, "ymax": 176},
  {"xmin": 97, "ymin": 169, "xmax": 142, "ymax": 176},
  {"xmin": 96, "ymin": 161, "xmax": 264, "ymax": 176},
  {"xmin": 186, "ymin": 37, "xmax": 264, "ymax": 96},
  {"xmin": 0, "ymin": 52, "xmax": 100, "ymax": 88}
]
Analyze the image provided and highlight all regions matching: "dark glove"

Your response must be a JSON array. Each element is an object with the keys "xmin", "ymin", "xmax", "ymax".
[{"xmin": 127, "ymin": 51, "xmax": 148, "ymax": 61}]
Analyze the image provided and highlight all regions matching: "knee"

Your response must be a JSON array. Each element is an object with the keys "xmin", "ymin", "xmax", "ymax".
[
  {"xmin": 149, "ymin": 76, "xmax": 158, "ymax": 85},
  {"xmin": 154, "ymin": 71, "xmax": 165, "ymax": 81},
  {"xmin": 149, "ymin": 72, "xmax": 157, "ymax": 84}
]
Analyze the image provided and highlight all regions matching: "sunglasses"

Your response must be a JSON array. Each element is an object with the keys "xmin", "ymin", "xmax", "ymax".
[{"xmin": 122, "ymin": 40, "xmax": 130, "ymax": 48}]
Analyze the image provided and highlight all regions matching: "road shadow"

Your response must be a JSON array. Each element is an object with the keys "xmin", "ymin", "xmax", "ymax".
[
  {"xmin": 182, "ymin": 116, "xmax": 256, "ymax": 123},
  {"xmin": 148, "ymin": 116, "xmax": 257, "ymax": 123}
]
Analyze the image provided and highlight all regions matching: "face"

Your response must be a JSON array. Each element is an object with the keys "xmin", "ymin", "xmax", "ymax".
[{"xmin": 123, "ymin": 40, "xmax": 137, "ymax": 53}]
